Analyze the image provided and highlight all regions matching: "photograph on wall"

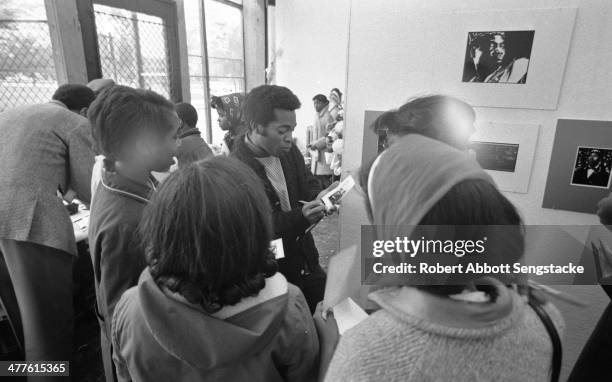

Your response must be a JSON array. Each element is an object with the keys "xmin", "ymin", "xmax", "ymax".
[
  {"xmin": 543, "ymin": 120, "xmax": 612, "ymax": 214},
  {"xmin": 432, "ymin": 8, "xmax": 577, "ymax": 109},
  {"xmin": 570, "ymin": 146, "xmax": 612, "ymax": 189},
  {"xmin": 470, "ymin": 122, "xmax": 538, "ymax": 194},
  {"xmin": 470, "ymin": 141, "xmax": 519, "ymax": 172},
  {"xmin": 462, "ymin": 31, "xmax": 535, "ymax": 84}
]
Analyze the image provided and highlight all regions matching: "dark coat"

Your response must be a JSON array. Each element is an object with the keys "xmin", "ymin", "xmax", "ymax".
[
  {"xmin": 231, "ymin": 137, "xmax": 324, "ymax": 287},
  {"xmin": 177, "ymin": 127, "xmax": 213, "ymax": 167},
  {"xmin": 0, "ymin": 101, "xmax": 94, "ymax": 256},
  {"xmin": 88, "ymin": 170, "xmax": 153, "ymax": 382},
  {"xmin": 112, "ymin": 269, "xmax": 319, "ymax": 382}
]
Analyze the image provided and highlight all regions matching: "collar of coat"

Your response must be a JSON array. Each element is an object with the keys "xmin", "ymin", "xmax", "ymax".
[{"xmin": 101, "ymin": 168, "xmax": 157, "ymax": 204}]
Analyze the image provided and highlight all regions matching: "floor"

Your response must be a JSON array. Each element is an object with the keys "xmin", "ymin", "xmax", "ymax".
[{"xmin": 73, "ymin": 212, "xmax": 341, "ymax": 381}]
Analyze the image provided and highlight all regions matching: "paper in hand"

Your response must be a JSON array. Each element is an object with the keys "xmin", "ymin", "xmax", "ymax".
[
  {"xmin": 323, "ymin": 245, "xmax": 361, "ymax": 311},
  {"xmin": 321, "ymin": 175, "xmax": 355, "ymax": 211},
  {"xmin": 270, "ymin": 238, "xmax": 285, "ymax": 259},
  {"xmin": 333, "ymin": 297, "xmax": 369, "ymax": 335}
]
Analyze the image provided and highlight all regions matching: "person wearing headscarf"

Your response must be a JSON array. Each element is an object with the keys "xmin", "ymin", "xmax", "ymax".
[
  {"xmin": 315, "ymin": 135, "xmax": 564, "ymax": 382},
  {"xmin": 211, "ymin": 93, "xmax": 247, "ymax": 155}
]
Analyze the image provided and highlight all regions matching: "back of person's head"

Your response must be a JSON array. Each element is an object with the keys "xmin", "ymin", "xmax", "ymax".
[
  {"xmin": 140, "ymin": 157, "xmax": 277, "ymax": 313},
  {"xmin": 417, "ymin": 179, "xmax": 523, "ymax": 296},
  {"xmin": 87, "ymin": 85, "xmax": 176, "ymax": 165},
  {"xmin": 312, "ymin": 94, "xmax": 328, "ymax": 103},
  {"xmin": 362, "ymin": 134, "xmax": 523, "ymax": 292},
  {"xmin": 372, "ymin": 95, "xmax": 476, "ymax": 150},
  {"xmin": 52, "ymin": 84, "xmax": 96, "ymax": 112},
  {"xmin": 175, "ymin": 102, "xmax": 198, "ymax": 129},
  {"xmin": 87, "ymin": 78, "xmax": 116, "ymax": 96},
  {"xmin": 243, "ymin": 85, "xmax": 301, "ymax": 128}
]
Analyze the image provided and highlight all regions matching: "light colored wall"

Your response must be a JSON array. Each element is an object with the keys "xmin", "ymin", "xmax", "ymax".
[
  {"xmin": 275, "ymin": 0, "xmax": 612, "ymax": 378},
  {"xmin": 272, "ymin": 0, "xmax": 350, "ymax": 149}
]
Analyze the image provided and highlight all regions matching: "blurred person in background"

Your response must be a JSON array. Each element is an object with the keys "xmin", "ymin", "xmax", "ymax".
[
  {"xmin": 175, "ymin": 102, "xmax": 213, "ymax": 167},
  {"xmin": 307, "ymin": 94, "xmax": 335, "ymax": 188},
  {"xmin": 567, "ymin": 193, "xmax": 612, "ymax": 381}
]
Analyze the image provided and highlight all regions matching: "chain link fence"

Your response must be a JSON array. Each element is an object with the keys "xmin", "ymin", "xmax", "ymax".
[
  {"xmin": 0, "ymin": 20, "xmax": 57, "ymax": 112},
  {"xmin": 94, "ymin": 5, "xmax": 172, "ymax": 98}
]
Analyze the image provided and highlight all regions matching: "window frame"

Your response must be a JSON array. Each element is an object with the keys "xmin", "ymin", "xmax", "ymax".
[{"xmin": 200, "ymin": 0, "xmax": 247, "ymax": 143}]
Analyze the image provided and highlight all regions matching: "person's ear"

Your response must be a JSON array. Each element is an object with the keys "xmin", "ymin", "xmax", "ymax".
[{"xmin": 251, "ymin": 122, "xmax": 265, "ymax": 136}]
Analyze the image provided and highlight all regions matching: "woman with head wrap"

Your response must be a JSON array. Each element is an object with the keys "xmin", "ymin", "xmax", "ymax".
[
  {"xmin": 315, "ymin": 134, "xmax": 564, "ymax": 382},
  {"xmin": 211, "ymin": 93, "xmax": 247, "ymax": 155}
]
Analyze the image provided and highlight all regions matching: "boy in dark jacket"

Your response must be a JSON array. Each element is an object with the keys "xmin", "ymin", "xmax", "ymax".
[
  {"xmin": 87, "ymin": 86, "xmax": 180, "ymax": 382},
  {"xmin": 175, "ymin": 102, "xmax": 213, "ymax": 167}
]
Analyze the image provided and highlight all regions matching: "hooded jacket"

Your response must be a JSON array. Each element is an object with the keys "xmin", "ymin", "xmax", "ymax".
[{"xmin": 111, "ymin": 269, "xmax": 319, "ymax": 382}]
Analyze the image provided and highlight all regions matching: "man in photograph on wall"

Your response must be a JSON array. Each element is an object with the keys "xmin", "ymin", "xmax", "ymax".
[
  {"xmin": 463, "ymin": 31, "xmax": 534, "ymax": 84},
  {"xmin": 572, "ymin": 149, "xmax": 611, "ymax": 188},
  {"xmin": 483, "ymin": 32, "xmax": 531, "ymax": 83}
]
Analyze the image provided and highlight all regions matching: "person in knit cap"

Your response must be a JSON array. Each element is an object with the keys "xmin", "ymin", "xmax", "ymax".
[{"xmin": 317, "ymin": 134, "xmax": 564, "ymax": 382}]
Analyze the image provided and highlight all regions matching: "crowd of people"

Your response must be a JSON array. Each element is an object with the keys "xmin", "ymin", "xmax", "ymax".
[{"xmin": 0, "ymin": 78, "xmax": 611, "ymax": 381}]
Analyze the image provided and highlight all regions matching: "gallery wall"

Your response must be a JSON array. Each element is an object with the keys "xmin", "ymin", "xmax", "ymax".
[
  {"xmin": 339, "ymin": 0, "xmax": 612, "ymax": 378},
  {"xmin": 272, "ymin": 0, "xmax": 350, "ymax": 149},
  {"xmin": 274, "ymin": 0, "xmax": 612, "ymax": 378}
]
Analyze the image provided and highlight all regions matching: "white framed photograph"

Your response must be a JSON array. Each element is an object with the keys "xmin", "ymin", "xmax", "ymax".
[
  {"xmin": 470, "ymin": 122, "xmax": 540, "ymax": 193},
  {"xmin": 431, "ymin": 8, "xmax": 577, "ymax": 110}
]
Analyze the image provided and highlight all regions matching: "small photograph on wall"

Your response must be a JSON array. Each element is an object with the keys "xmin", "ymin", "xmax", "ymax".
[
  {"xmin": 570, "ymin": 147, "xmax": 612, "ymax": 189},
  {"xmin": 543, "ymin": 119, "xmax": 612, "ymax": 215},
  {"xmin": 462, "ymin": 31, "xmax": 535, "ymax": 84},
  {"xmin": 470, "ymin": 141, "xmax": 519, "ymax": 172}
]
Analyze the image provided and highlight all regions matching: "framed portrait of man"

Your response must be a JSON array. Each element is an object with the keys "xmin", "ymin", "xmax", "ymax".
[
  {"xmin": 431, "ymin": 8, "xmax": 577, "ymax": 110},
  {"xmin": 543, "ymin": 119, "xmax": 612, "ymax": 214}
]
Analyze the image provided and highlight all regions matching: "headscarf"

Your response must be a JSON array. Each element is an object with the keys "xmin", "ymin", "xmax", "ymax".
[
  {"xmin": 367, "ymin": 134, "xmax": 494, "ymax": 240},
  {"xmin": 211, "ymin": 93, "xmax": 245, "ymax": 132}
]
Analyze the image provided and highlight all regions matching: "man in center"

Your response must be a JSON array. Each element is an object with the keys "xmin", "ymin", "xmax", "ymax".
[{"xmin": 232, "ymin": 84, "xmax": 337, "ymax": 312}]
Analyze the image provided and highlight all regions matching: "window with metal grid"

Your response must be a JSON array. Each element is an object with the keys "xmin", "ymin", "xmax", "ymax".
[
  {"xmin": 93, "ymin": 4, "xmax": 172, "ymax": 98},
  {"xmin": 0, "ymin": 7, "xmax": 57, "ymax": 112}
]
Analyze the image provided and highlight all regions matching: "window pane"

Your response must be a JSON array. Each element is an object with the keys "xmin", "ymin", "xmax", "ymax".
[
  {"xmin": 204, "ymin": 0, "xmax": 245, "ymax": 144},
  {"xmin": 0, "ymin": 0, "xmax": 46, "ymax": 20},
  {"xmin": 183, "ymin": 0, "xmax": 202, "ymax": 57},
  {"xmin": 93, "ymin": 4, "xmax": 171, "ymax": 98},
  {"xmin": 0, "ymin": 0, "xmax": 57, "ymax": 111},
  {"xmin": 204, "ymin": 0, "xmax": 244, "ymax": 78}
]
